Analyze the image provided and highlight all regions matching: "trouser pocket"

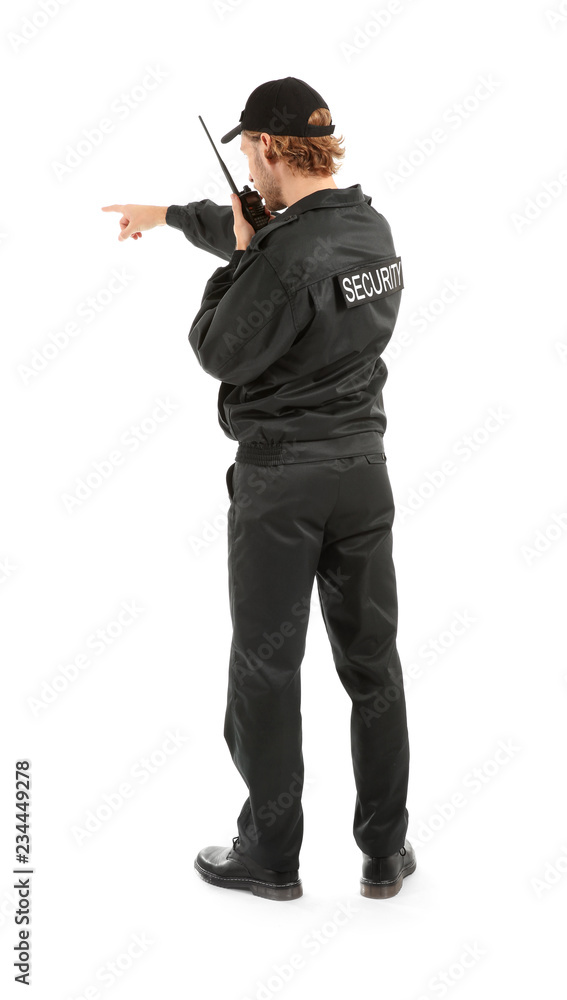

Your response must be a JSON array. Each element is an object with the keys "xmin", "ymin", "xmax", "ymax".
[
  {"xmin": 226, "ymin": 461, "xmax": 236, "ymax": 501},
  {"xmin": 364, "ymin": 453, "xmax": 387, "ymax": 463}
]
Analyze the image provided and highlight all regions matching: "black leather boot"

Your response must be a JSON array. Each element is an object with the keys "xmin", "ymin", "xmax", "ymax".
[
  {"xmin": 360, "ymin": 839, "xmax": 416, "ymax": 898},
  {"xmin": 194, "ymin": 837, "xmax": 303, "ymax": 901}
]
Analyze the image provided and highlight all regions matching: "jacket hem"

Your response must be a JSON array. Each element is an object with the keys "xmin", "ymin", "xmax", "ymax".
[{"xmin": 235, "ymin": 429, "xmax": 385, "ymax": 465}]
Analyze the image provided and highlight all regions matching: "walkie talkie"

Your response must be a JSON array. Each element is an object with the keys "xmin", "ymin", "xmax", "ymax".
[{"xmin": 198, "ymin": 115, "xmax": 271, "ymax": 233}]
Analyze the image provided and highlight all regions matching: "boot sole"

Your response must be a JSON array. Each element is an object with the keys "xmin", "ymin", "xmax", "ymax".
[
  {"xmin": 360, "ymin": 858, "xmax": 416, "ymax": 899},
  {"xmin": 194, "ymin": 860, "xmax": 303, "ymax": 900}
]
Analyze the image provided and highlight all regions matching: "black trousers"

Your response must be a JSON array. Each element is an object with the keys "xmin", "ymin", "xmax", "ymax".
[{"xmin": 223, "ymin": 433, "xmax": 410, "ymax": 872}]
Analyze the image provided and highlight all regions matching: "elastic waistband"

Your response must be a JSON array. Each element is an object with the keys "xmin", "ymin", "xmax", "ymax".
[{"xmin": 235, "ymin": 430, "xmax": 385, "ymax": 466}]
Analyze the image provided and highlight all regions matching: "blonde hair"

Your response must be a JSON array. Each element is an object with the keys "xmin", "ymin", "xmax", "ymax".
[{"xmin": 242, "ymin": 107, "xmax": 345, "ymax": 177}]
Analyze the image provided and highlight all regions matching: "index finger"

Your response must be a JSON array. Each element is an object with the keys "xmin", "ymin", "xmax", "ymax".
[{"xmin": 101, "ymin": 205, "xmax": 124, "ymax": 212}]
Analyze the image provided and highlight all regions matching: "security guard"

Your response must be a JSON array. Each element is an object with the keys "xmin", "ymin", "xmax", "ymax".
[{"xmin": 103, "ymin": 77, "xmax": 415, "ymax": 901}]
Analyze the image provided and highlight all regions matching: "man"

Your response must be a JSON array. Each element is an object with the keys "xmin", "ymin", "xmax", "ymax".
[{"xmin": 102, "ymin": 76, "xmax": 416, "ymax": 902}]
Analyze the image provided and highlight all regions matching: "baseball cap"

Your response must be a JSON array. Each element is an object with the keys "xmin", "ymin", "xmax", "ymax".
[{"xmin": 220, "ymin": 76, "xmax": 336, "ymax": 144}]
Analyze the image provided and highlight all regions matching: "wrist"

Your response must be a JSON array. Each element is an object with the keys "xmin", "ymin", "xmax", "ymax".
[{"xmin": 157, "ymin": 206, "xmax": 168, "ymax": 226}]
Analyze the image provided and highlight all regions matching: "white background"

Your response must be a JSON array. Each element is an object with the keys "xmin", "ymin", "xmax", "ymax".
[{"xmin": 1, "ymin": 0, "xmax": 566, "ymax": 997}]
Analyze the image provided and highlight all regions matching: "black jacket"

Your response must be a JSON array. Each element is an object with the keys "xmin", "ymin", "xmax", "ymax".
[{"xmin": 165, "ymin": 184, "xmax": 403, "ymax": 446}]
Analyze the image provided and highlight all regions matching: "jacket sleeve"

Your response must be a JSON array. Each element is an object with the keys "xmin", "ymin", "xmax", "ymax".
[
  {"xmin": 188, "ymin": 248, "xmax": 298, "ymax": 386},
  {"xmin": 165, "ymin": 199, "xmax": 236, "ymax": 261}
]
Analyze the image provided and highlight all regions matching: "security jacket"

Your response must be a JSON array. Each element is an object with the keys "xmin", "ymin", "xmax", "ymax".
[{"xmin": 165, "ymin": 184, "xmax": 403, "ymax": 446}]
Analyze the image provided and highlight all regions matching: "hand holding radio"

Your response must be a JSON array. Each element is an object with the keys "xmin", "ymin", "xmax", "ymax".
[{"xmin": 231, "ymin": 192, "xmax": 274, "ymax": 250}]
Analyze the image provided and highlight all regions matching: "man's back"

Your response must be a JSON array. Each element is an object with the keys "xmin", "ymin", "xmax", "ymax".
[{"xmin": 166, "ymin": 184, "xmax": 403, "ymax": 444}]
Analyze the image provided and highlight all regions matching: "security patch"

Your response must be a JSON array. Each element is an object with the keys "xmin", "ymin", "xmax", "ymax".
[{"xmin": 336, "ymin": 256, "xmax": 403, "ymax": 309}]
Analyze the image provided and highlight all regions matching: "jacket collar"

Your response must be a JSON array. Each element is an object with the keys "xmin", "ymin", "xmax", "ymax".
[
  {"xmin": 250, "ymin": 184, "xmax": 370, "ymax": 249},
  {"xmin": 276, "ymin": 183, "xmax": 369, "ymax": 220}
]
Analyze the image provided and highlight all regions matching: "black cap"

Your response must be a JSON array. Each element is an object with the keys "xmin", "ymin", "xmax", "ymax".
[{"xmin": 220, "ymin": 76, "xmax": 336, "ymax": 144}]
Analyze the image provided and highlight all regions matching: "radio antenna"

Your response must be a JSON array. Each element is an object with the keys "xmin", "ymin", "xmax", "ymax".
[{"xmin": 198, "ymin": 115, "xmax": 239, "ymax": 195}]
